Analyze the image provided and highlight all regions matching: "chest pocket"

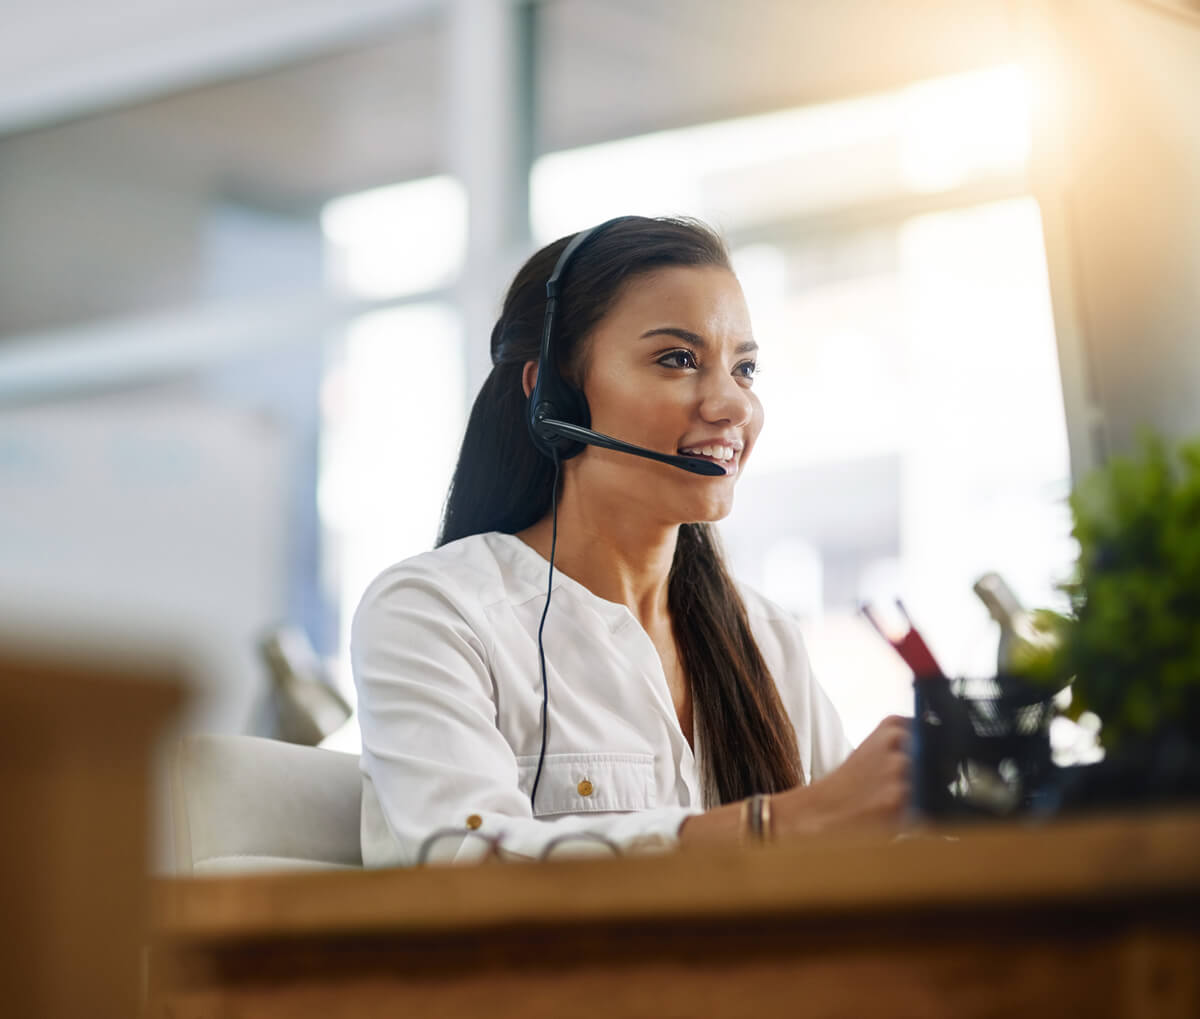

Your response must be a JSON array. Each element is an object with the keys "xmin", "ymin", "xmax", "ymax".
[{"xmin": 516, "ymin": 752, "xmax": 657, "ymax": 817}]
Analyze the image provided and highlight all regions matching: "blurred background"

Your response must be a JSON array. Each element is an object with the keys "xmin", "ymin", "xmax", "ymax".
[{"xmin": 0, "ymin": 0, "xmax": 1197, "ymax": 774}]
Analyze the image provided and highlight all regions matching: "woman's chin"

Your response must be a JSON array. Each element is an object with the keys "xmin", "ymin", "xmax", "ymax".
[{"xmin": 676, "ymin": 491, "xmax": 736, "ymax": 525}]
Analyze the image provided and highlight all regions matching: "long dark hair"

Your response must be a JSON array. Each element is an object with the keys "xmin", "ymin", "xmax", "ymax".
[{"xmin": 438, "ymin": 216, "xmax": 802, "ymax": 804}]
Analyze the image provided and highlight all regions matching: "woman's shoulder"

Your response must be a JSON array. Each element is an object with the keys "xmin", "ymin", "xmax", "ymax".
[
  {"xmin": 734, "ymin": 582, "xmax": 814, "ymax": 677},
  {"xmin": 735, "ymin": 581, "xmax": 852, "ymax": 773},
  {"xmin": 356, "ymin": 531, "xmax": 544, "ymax": 616},
  {"xmin": 736, "ymin": 582, "xmax": 803, "ymax": 629}
]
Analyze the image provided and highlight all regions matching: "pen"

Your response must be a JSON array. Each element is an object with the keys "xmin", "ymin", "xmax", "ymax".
[{"xmin": 860, "ymin": 599, "xmax": 946, "ymax": 680}]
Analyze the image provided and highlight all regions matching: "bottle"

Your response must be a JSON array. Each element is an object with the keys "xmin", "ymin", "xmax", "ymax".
[{"xmin": 972, "ymin": 572, "xmax": 1055, "ymax": 677}]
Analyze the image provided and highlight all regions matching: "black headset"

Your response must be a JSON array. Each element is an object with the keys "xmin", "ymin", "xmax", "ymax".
[
  {"xmin": 524, "ymin": 217, "xmax": 724, "ymax": 813},
  {"xmin": 527, "ymin": 217, "xmax": 726, "ymax": 475}
]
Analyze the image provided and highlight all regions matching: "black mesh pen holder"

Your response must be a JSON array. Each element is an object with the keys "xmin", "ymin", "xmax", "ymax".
[{"xmin": 913, "ymin": 675, "xmax": 1056, "ymax": 820}]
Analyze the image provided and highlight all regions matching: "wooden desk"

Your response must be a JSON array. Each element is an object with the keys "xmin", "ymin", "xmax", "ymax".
[
  {"xmin": 0, "ymin": 639, "xmax": 182, "ymax": 1019},
  {"xmin": 148, "ymin": 811, "xmax": 1200, "ymax": 1018}
]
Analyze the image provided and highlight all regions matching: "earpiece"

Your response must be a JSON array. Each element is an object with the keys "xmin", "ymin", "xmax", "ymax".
[{"xmin": 527, "ymin": 217, "xmax": 627, "ymax": 461}]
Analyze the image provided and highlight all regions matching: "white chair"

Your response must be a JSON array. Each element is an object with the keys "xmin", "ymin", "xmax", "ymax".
[{"xmin": 170, "ymin": 734, "xmax": 363, "ymax": 875}]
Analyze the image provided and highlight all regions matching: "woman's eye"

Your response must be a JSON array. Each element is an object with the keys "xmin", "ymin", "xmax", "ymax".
[
  {"xmin": 659, "ymin": 349, "xmax": 698, "ymax": 370},
  {"xmin": 734, "ymin": 360, "xmax": 758, "ymax": 381}
]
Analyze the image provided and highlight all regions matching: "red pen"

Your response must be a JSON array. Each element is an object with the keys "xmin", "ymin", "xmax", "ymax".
[{"xmin": 860, "ymin": 599, "xmax": 946, "ymax": 680}]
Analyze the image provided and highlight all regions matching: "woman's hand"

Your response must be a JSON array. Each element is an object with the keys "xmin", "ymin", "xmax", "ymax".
[
  {"xmin": 677, "ymin": 715, "xmax": 912, "ymax": 848},
  {"xmin": 774, "ymin": 715, "xmax": 912, "ymax": 836}
]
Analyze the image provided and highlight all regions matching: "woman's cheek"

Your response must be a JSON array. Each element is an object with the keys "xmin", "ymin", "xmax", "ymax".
[{"xmin": 745, "ymin": 393, "xmax": 765, "ymax": 459}]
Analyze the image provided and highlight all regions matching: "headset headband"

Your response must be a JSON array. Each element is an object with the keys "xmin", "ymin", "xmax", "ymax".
[{"xmin": 528, "ymin": 216, "xmax": 631, "ymax": 460}]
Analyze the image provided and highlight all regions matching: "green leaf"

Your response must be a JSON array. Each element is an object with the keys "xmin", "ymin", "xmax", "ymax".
[{"xmin": 1036, "ymin": 433, "xmax": 1200, "ymax": 749}]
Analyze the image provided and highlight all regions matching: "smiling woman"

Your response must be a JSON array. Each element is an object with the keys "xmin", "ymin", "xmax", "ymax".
[{"xmin": 351, "ymin": 216, "xmax": 910, "ymax": 865}]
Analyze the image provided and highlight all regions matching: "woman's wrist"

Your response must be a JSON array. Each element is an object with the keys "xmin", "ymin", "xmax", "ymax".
[
  {"xmin": 770, "ymin": 781, "xmax": 827, "ymax": 839},
  {"xmin": 739, "ymin": 793, "xmax": 775, "ymax": 845},
  {"xmin": 679, "ymin": 784, "xmax": 826, "ymax": 849}
]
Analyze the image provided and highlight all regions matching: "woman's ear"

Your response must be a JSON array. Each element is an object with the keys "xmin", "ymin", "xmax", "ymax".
[{"xmin": 522, "ymin": 360, "xmax": 539, "ymax": 399}]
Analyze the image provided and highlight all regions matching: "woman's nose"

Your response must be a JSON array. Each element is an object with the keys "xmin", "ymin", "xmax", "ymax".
[{"xmin": 698, "ymin": 369, "xmax": 753, "ymax": 426}]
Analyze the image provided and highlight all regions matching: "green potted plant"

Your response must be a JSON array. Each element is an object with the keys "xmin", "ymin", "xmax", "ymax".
[{"xmin": 1019, "ymin": 434, "xmax": 1200, "ymax": 806}]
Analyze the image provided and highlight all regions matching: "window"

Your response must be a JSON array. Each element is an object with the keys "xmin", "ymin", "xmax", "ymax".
[
  {"xmin": 318, "ymin": 177, "xmax": 469, "ymax": 749},
  {"xmin": 322, "ymin": 176, "xmax": 468, "ymax": 300},
  {"xmin": 531, "ymin": 66, "xmax": 1072, "ymax": 743}
]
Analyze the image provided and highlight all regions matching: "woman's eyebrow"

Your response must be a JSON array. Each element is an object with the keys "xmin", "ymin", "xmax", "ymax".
[{"xmin": 640, "ymin": 327, "xmax": 758, "ymax": 354}]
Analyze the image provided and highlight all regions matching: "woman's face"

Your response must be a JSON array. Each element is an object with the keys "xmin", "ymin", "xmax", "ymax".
[{"xmin": 569, "ymin": 264, "xmax": 763, "ymax": 526}]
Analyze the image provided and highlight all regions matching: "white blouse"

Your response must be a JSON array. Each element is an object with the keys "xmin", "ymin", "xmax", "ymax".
[{"xmin": 352, "ymin": 531, "xmax": 851, "ymax": 866}]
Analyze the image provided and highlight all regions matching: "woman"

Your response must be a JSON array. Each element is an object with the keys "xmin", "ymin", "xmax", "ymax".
[{"xmin": 352, "ymin": 215, "xmax": 909, "ymax": 865}]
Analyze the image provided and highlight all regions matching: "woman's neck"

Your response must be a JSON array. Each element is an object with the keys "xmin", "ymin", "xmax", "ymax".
[{"xmin": 516, "ymin": 482, "xmax": 678, "ymax": 628}]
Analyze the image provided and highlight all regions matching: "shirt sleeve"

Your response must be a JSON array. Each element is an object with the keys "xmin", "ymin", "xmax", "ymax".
[{"xmin": 351, "ymin": 565, "xmax": 703, "ymax": 867}]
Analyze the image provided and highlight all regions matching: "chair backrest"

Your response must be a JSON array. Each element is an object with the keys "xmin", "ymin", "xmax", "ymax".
[{"xmin": 170, "ymin": 734, "xmax": 362, "ymax": 875}]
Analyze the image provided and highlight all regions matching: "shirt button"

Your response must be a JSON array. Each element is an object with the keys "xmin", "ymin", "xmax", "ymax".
[
  {"xmin": 577, "ymin": 779, "xmax": 594, "ymax": 797},
  {"xmin": 466, "ymin": 814, "xmax": 483, "ymax": 830}
]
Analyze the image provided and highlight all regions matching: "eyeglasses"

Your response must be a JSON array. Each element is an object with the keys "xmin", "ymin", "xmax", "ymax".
[
  {"xmin": 415, "ymin": 827, "xmax": 622, "ymax": 865},
  {"xmin": 415, "ymin": 827, "xmax": 506, "ymax": 866}
]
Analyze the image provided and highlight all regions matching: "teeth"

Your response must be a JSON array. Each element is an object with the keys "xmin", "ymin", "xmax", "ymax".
[{"xmin": 682, "ymin": 445, "xmax": 735, "ymax": 461}]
